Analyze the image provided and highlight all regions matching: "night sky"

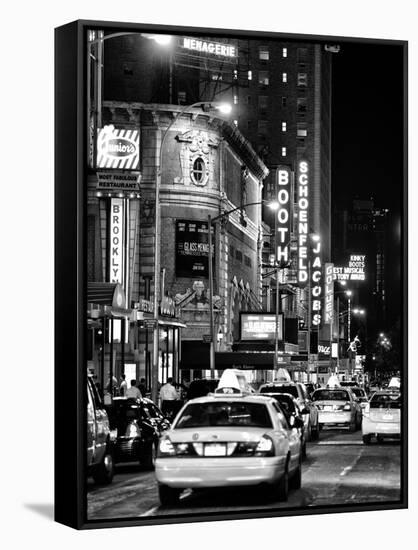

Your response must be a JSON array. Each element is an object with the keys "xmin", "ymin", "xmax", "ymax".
[{"xmin": 331, "ymin": 40, "xmax": 405, "ymax": 329}]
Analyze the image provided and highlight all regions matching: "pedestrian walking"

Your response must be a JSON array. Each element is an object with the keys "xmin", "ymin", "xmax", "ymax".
[
  {"xmin": 138, "ymin": 377, "xmax": 147, "ymax": 398},
  {"xmin": 126, "ymin": 379, "xmax": 142, "ymax": 400},
  {"xmin": 119, "ymin": 374, "xmax": 128, "ymax": 396},
  {"xmin": 159, "ymin": 377, "xmax": 179, "ymax": 417}
]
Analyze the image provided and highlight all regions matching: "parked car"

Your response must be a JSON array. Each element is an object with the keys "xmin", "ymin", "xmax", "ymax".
[
  {"xmin": 362, "ymin": 391, "xmax": 401, "ymax": 444},
  {"xmin": 259, "ymin": 382, "xmax": 319, "ymax": 440},
  {"xmin": 87, "ymin": 377, "xmax": 115, "ymax": 484},
  {"xmin": 311, "ymin": 387, "xmax": 362, "ymax": 431},
  {"xmin": 105, "ymin": 397, "xmax": 170, "ymax": 469},
  {"xmin": 155, "ymin": 371, "xmax": 303, "ymax": 505}
]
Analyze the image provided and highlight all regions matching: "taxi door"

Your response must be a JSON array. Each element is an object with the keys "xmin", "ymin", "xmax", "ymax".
[{"xmin": 272, "ymin": 402, "xmax": 301, "ymax": 473}]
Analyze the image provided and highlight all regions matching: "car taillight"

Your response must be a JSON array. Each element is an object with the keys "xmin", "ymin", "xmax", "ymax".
[
  {"xmin": 255, "ymin": 435, "xmax": 274, "ymax": 457},
  {"xmin": 158, "ymin": 436, "xmax": 176, "ymax": 456},
  {"xmin": 126, "ymin": 423, "xmax": 141, "ymax": 438}
]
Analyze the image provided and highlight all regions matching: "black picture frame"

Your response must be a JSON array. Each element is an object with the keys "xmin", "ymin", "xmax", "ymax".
[{"xmin": 55, "ymin": 19, "xmax": 408, "ymax": 530}]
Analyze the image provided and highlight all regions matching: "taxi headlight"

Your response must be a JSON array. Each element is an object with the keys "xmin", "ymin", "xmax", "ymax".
[
  {"xmin": 255, "ymin": 435, "xmax": 274, "ymax": 457},
  {"xmin": 158, "ymin": 436, "xmax": 175, "ymax": 456}
]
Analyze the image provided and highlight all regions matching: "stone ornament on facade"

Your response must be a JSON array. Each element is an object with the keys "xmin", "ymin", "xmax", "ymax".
[{"xmin": 175, "ymin": 130, "xmax": 219, "ymax": 187}]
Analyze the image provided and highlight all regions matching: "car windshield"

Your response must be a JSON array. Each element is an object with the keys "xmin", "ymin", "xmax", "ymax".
[
  {"xmin": 370, "ymin": 394, "xmax": 401, "ymax": 409},
  {"xmin": 260, "ymin": 385, "xmax": 298, "ymax": 398},
  {"xmin": 312, "ymin": 390, "xmax": 350, "ymax": 401},
  {"xmin": 174, "ymin": 401, "xmax": 273, "ymax": 429}
]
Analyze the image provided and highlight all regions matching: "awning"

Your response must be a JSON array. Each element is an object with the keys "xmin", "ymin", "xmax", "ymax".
[
  {"xmin": 158, "ymin": 318, "xmax": 187, "ymax": 328},
  {"xmin": 87, "ymin": 282, "xmax": 131, "ymax": 318}
]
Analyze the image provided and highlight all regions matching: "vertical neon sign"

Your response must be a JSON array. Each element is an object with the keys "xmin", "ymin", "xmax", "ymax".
[{"xmin": 297, "ymin": 160, "xmax": 309, "ymax": 286}]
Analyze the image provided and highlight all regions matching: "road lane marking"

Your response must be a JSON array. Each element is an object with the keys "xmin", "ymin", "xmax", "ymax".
[{"xmin": 140, "ymin": 488, "xmax": 193, "ymax": 517}]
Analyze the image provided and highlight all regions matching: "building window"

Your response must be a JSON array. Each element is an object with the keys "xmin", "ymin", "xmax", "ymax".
[
  {"xmin": 258, "ymin": 71, "xmax": 269, "ymax": 85},
  {"xmin": 258, "ymin": 95, "xmax": 268, "ymax": 109},
  {"xmin": 246, "ymin": 95, "xmax": 252, "ymax": 104},
  {"xmin": 297, "ymin": 97, "xmax": 307, "ymax": 113},
  {"xmin": 282, "ymin": 47, "xmax": 288, "ymax": 58},
  {"xmin": 235, "ymin": 250, "xmax": 243, "ymax": 262},
  {"xmin": 297, "ymin": 47, "xmax": 308, "ymax": 63},
  {"xmin": 297, "ymin": 123, "xmax": 308, "ymax": 137},
  {"xmin": 282, "ymin": 121, "xmax": 287, "ymax": 132},
  {"xmin": 191, "ymin": 157, "xmax": 205, "ymax": 184},
  {"xmin": 282, "ymin": 72, "xmax": 287, "ymax": 83},
  {"xmin": 298, "ymin": 73, "xmax": 308, "ymax": 87},
  {"xmin": 233, "ymin": 94, "xmax": 238, "ymax": 105},
  {"xmin": 247, "ymin": 120, "xmax": 253, "ymax": 131},
  {"xmin": 230, "ymin": 244, "xmax": 235, "ymax": 257},
  {"xmin": 244, "ymin": 255, "xmax": 252, "ymax": 267},
  {"xmin": 258, "ymin": 120, "xmax": 268, "ymax": 136},
  {"xmin": 259, "ymin": 46, "xmax": 269, "ymax": 60},
  {"xmin": 281, "ymin": 96, "xmax": 287, "ymax": 107},
  {"xmin": 282, "ymin": 147, "xmax": 287, "ymax": 157},
  {"xmin": 248, "ymin": 70, "xmax": 252, "ymax": 80}
]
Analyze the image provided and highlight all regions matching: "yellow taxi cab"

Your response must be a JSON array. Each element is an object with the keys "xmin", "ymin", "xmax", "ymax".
[
  {"xmin": 311, "ymin": 376, "xmax": 362, "ymax": 432},
  {"xmin": 155, "ymin": 369, "xmax": 303, "ymax": 505},
  {"xmin": 362, "ymin": 390, "xmax": 401, "ymax": 444}
]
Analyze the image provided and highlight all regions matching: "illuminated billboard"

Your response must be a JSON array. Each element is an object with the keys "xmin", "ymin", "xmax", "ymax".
[
  {"xmin": 240, "ymin": 313, "xmax": 283, "ymax": 341},
  {"xmin": 324, "ymin": 263, "xmax": 334, "ymax": 324},
  {"xmin": 333, "ymin": 254, "xmax": 366, "ymax": 282},
  {"xmin": 175, "ymin": 220, "xmax": 214, "ymax": 278},
  {"xmin": 97, "ymin": 125, "xmax": 140, "ymax": 170},
  {"xmin": 276, "ymin": 166, "xmax": 292, "ymax": 265},
  {"xmin": 311, "ymin": 237, "xmax": 322, "ymax": 327},
  {"xmin": 297, "ymin": 160, "xmax": 309, "ymax": 286}
]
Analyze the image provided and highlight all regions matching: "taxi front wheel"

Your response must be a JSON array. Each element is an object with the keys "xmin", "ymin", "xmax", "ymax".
[{"xmin": 158, "ymin": 484, "xmax": 181, "ymax": 506}]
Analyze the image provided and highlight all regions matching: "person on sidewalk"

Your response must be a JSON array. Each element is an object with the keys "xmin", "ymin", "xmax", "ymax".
[
  {"xmin": 159, "ymin": 377, "xmax": 179, "ymax": 417},
  {"xmin": 126, "ymin": 379, "xmax": 142, "ymax": 400},
  {"xmin": 119, "ymin": 374, "xmax": 128, "ymax": 397}
]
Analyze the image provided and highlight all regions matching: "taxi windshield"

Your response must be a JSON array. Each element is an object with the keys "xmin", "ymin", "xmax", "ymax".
[
  {"xmin": 174, "ymin": 401, "xmax": 273, "ymax": 429},
  {"xmin": 312, "ymin": 390, "xmax": 350, "ymax": 401}
]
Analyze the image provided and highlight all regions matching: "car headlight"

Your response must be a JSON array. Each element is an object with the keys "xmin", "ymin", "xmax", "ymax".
[
  {"xmin": 343, "ymin": 404, "xmax": 352, "ymax": 411},
  {"xmin": 255, "ymin": 435, "xmax": 274, "ymax": 457}
]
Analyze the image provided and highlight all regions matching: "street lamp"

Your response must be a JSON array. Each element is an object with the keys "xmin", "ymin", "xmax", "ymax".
[
  {"xmin": 207, "ymin": 199, "xmax": 279, "ymax": 376},
  {"xmin": 151, "ymin": 101, "xmax": 231, "ymax": 403}
]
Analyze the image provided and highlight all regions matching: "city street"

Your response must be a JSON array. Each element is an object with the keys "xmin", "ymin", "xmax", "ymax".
[{"xmin": 87, "ymin": 429, "xmax": 401, "ymax": 520}]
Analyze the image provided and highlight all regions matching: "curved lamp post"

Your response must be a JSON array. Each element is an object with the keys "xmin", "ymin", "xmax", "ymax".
[
  {"xmin": 208, "ymin": 200, "xmax": 279, "ymax": 376},
  {"xmin": 151, "ymin": 101, "xmax": 232, "ymax": 403}
]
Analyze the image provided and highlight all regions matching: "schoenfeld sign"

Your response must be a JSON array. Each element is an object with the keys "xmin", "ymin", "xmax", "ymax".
[{"xmin": 175, "ymin": 220, "xmax": 214, "ymax": 278}]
